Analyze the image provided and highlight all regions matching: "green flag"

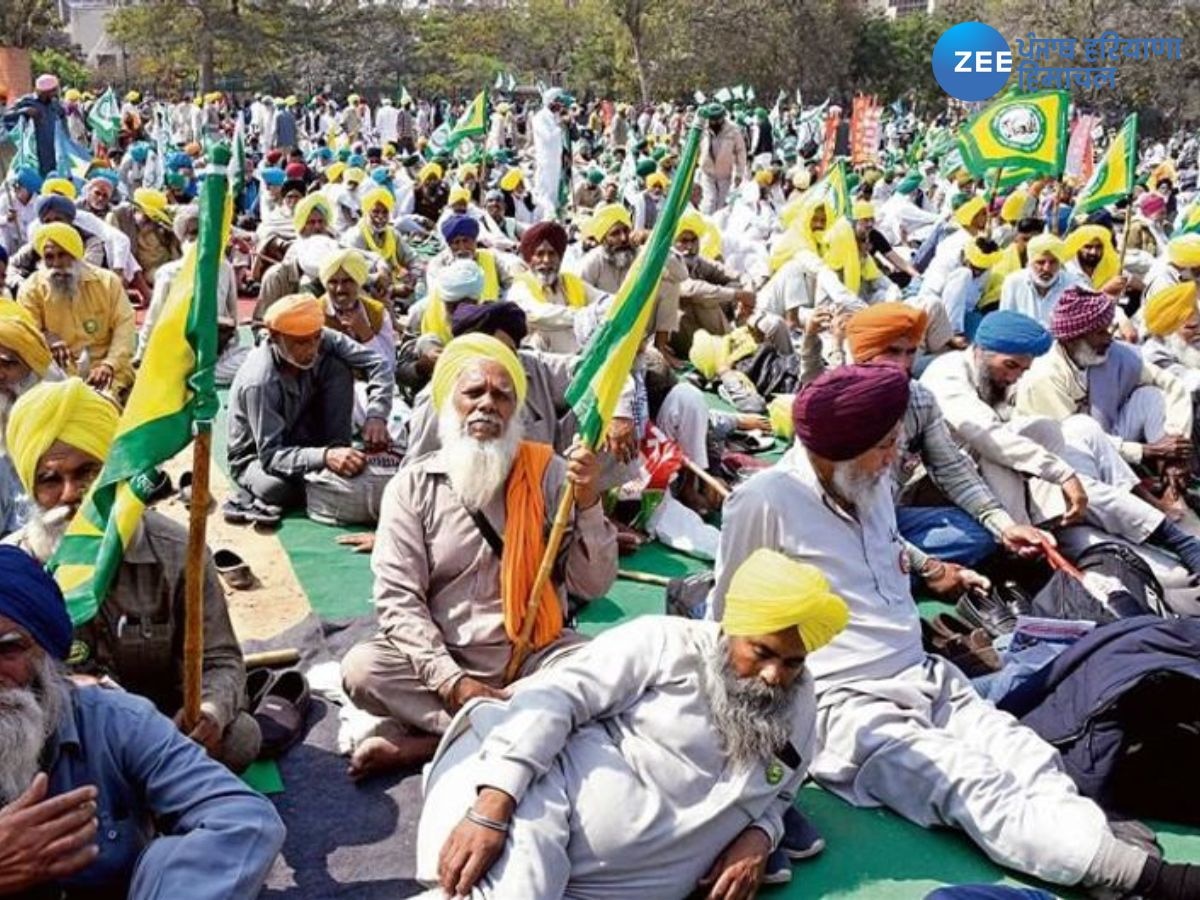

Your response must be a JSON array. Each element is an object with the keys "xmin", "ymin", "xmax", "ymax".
[
  {"xmin": 958, "ymin": 90, "xmax": 1068, "ymax": 179},
  {"xmin": 1073, "ymin": 113, "xmax": 1137, "ymax": 215},
  {"xmin": 9, "ymin": 118, "xmax": 38, "ymax": 174},
  {"xmin": 87, "ymin": 87, "xmax": 121, "ymax": 147},
  {"xmin": 565, "ymin": 120, "xmax": 703, "ymax": 447},
  {"xmin": 49, "ymin": 146, "xmax": 227, "ymax": 623},
  {"xmin": 447, "ymin": 91, "xmax": 488, "ymax": 149}
]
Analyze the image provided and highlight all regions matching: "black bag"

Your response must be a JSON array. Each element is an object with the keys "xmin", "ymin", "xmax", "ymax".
[
  {"xmin": 1031, "ymin": 542, "xmax": 1165, "ymax": 624},
  {"xmin": 733, "ymin": 345, "xmax": 803, "ymax": 398}
]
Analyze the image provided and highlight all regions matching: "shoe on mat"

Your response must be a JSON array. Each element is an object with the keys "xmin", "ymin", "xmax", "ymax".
[
  {"xmin": 255, "ymin": 670, "xmax": 311, "ymax": 758},
  {"xmin": 781, "ymin": 805, "xmax": 827, "ymax": 860},
  {"xmin": 245, "ymin": 667, "xmax": 276, "ymax": 713},
  {"xmin": 762, "ymin": 847, "xmax": 793, "ymax": 885}
]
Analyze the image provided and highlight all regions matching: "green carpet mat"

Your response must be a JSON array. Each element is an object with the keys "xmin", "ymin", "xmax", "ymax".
[
  {"xmin": 209, "ymin": 375, "xmax": 1200, "ymax": 897},
  {"xmin": 241, "ymin": 759, "xmax": 284, "ymax": 795}
]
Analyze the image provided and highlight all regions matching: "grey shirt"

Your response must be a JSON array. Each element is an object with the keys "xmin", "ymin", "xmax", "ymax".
[{"xmin": 226, "ymin": 328, "xmax": 393, "ymax": 478}]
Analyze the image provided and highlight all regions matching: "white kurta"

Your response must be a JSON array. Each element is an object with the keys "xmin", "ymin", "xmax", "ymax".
[
  {"xmin": 416, "ymin": 617, "xmax": 816, "ymax": 899},
  {"xmin": 710, "ymin": 446, "xmax": 1114, "ymax": 888},
  {"xmin": 531, "ymin": 108, "xmax": 563, "ymax": 218}
]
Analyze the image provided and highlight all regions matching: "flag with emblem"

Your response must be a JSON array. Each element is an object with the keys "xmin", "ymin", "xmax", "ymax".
[
  {"xmin": 53, "ymin": 122, "xmax": 93, "ymax": 181},
  {"xmin": 1073, "ymin": 113, "xmax": 1137, "ymax": 216},
  {"xmin": 958, "ymin": 90, "xmax": 1068, "ymax": 178},
  {"xmin": 565, "ymin": 117, "xmax": 702, "ymax": 447},
  {"xmin": 48, "ymin": 146, "xmax": 229, "ymax": 625},
  {"xmin": 87, "ymin": 87, "xmax": 122, "ymax": 147},
  {"xmin": 446, "ymin": 90, "xmax": 488, "ymax": 150}
]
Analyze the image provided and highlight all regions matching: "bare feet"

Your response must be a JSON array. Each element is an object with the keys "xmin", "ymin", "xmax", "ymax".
[
  {"xmin": 337, "ymin": 533, "xmax": 376, "ymax": 553},
  {"xmin": 347, "ymin": 734, "xmax": 439, "ymax": 781}
]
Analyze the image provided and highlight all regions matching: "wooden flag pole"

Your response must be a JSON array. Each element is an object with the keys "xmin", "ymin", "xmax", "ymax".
[
  {"xmin": 182, "ymin": 422, "xmax": 212, "ymax": 730},
  {"xmin": 504, "ymin": 483, "xmax": 576, "ymax": 683},
  {"xmin": 1116, "ymin": 194, "xmax": 1134, "ymax": 274},
  {"xmin": 681, "ymin": 456, "xmax": 730, "ymax": 499}
]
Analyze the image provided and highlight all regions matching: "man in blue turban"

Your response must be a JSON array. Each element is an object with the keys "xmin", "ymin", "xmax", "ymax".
[
  {"xmin": 922, "ymin": 311, "xmax": 1200, "ymax": 581},
  {"xmin": 0, "ymin": 546, "xmax": 286, "ymax": 899}
]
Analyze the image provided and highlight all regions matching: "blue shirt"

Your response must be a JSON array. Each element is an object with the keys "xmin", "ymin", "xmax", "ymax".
[{"xmin": 44, "ymin": 686, "xmax": 284, "ymax": 899}]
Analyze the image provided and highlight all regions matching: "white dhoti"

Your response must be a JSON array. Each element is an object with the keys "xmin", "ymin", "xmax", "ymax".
[
  {"xmin": 979, "ymin": 415, "xmax": 1163, "ymax": 544},
  {"xmin": 1114, "ymin": 384, "xmax": 1168, "ymax": 444},
  {"xmin": 811, "ymin": 657, "xmax": 1110, "ymax": 886}
]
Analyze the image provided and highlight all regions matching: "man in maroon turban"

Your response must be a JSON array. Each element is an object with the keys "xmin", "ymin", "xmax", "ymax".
[
  {"xmin": 711, "ymin": 363, "xmax": 1195, "ymax": 898},
  {"xmin": 510, "ymin": 221, "xmax": 601, "ymax": 353}
]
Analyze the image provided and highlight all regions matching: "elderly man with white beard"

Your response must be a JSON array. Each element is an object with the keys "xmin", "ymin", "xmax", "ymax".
[
  {"xmin": 0, "ymin": 305, "xmax": 58, "ymax": 537},
  {"xmin": 1141, "ymin": 282, "xmax": 1200, "ymax": 395},
  {"xmin": 0, "ymin": 546, "xmax": 285, "ymax": 899},
  {"xmin": 16, "ymin": 222, "xmax": 135, "ymax": 397},
  {"xmin": 3, "ymin": 379, "xmax": 262, "ymax": 772},
  {"xmin": 340, "ymin": 333, "xmax": 618, "ymax": 780},
  {"xmin": 998, "ymin": 234, "xmax": 1081, "ymax": 327},
  {"xmin": 711, "ymin": 364, "xmax": 1200, "ymax": 899},
  {"xmin": 1016, "ymin": 286, "xmax": 1194, "ymax": 474},
  {"xmin": 411, "ymin": 550, "xmax": 849, "ymax": 900},
  {"xmin": 922, "ymin": 309, "xmax": 1200, "ymax": 581}
]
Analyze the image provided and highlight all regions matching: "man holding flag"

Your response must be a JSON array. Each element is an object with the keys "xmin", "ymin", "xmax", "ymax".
[
  {"xmin": 2, "ymin": 75, "xmax": 66, "ymax": 176},
  {"xmin": 2, "ymin": 146, "xmax": 262, "ymax": 771}
]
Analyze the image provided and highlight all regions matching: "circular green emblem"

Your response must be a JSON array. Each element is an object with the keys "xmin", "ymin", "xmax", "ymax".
[
  {"xmin": 765, "ymin": 761, "xmax": 785, "ymax": 786},
  {"xmin": 989, "ymin": 103, "xmax": 1047, "ymax": 154},
  {"xmin": 67, "ymin": 639, "xmax": 90, "ymax": 666},
  {"xmin": 83, "ymin": 319, "xmax": 99, "ymax": 334}
]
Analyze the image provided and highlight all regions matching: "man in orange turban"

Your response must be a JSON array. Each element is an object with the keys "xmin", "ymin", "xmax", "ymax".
[{"xmin": 224, "ymin": 293, "xmax": 394, "ymax": 524}]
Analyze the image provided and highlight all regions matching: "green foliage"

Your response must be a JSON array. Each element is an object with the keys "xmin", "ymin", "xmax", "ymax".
[
  {"xmin": 31, "ymin": 47, "xmax": 89, "ymax": 89},
  {"xmin": 0, "ymin": 0, "xmax": 62, "ymax": 50}
]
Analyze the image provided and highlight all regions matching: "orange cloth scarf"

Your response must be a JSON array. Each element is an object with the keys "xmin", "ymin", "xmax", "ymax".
[{"xmin": 501, "ymin": 441, "xmax": 562, "ymax": 650}]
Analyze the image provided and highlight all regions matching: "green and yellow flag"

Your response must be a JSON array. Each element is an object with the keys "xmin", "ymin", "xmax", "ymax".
[
  {"xmin": 958, "ymin": 90, "xmax": 1068, "ymax": 179},
  {"xmin": 446, "ymin": 90, "xmax": 488, "ymax": 150},
  {"xmin": 820, "ymin": 159, "xmax": 852, "ymax": 221},
  {"xmin": 1073, "ymin": 113, "xmax": 1137, "ymax": 216},
  {"xmin": 49, "ymin": 147, "xmax": 229, "ymax": 624},
  {"xmin": 566, "ymin": 119, "xmax": 702, "ymax": 447}
]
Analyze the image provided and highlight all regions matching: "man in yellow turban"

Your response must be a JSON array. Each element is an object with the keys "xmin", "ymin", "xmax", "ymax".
[
  {"xmin": 415, "ymin": 549, "xmax": 838, "ymax": 898},
  {"xmin": 1144, "ymin": 233, "xmax": 1200, "ymax": 300},
  {"xmin": 998, "ymin": 233, "xmax": 1081, "ymax": 326},
  {"xmin": 340, "ymin": 332, "xmax": 615, "ymax": 780},
  {"xmin": 923, "ymin": 192, "xmax": 991, "ymax": 300},
  {"xmin": 4, "ymin": 378, "xmax": 262, "ymax": 771},
  {"xmin": 343, "ymin": 186, "xmax": 417, "ymax": 303},
  {"xmin": 714, "ymin": 365, "xmax": 1169, "ymax": 896},
  {"xmin": 1063, "ymin": 224, "xmax": 1125, "ymax": 298},
  {"xmin": 414, "ymin": 161, "xmax": 450, "ymax": 223},
  {"xmin": 225, "ymin": 292, "xmax": 394, "ymax": 524},
  {"xmin": 0, "ymin": 303, "xmax": 57, "ymax": 535},
  {"xmin": 672, "ymin": 208, "xmax": 752, "ymax": 348},
  {"xmin": 17, "ymin": 221, "xmax": 135, "ymax": 395},
  {"xmin": 579, "ymin": 201, "xmax": 687, "ymax": 364},
  {"xmin": 1141, "ymin": 281, "xmax": 1200, "ymax": 395},
  {"xmin": 319, "ymin": 248, "xmax": 397, "ymax": 386}
]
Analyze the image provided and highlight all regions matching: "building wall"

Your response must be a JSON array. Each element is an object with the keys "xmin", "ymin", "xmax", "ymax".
[{"xmin": 0, "ymin": 47, "xmax": 33, "ymax": 99}]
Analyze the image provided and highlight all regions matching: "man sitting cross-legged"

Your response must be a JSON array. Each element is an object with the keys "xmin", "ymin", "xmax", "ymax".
[{"xmin": 340, "ymin": 333, "xmax": 618, "ymax": 778}]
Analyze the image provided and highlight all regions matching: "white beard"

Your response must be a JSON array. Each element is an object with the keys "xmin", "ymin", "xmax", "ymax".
[
  {"xmin": 437, "ymin": 405, "xmax": 523, "ymax": 512},
  {"xmin": 1167, "ymin": 334, "xmax": 1200, "ymax": 370},
  {"xmin": 0, "ymin": 655, "xmax": 66, "ymax": 806},
  {"xmin": 1067, "ymin": 339, "xmax": 1108, "ymax": 368},
  {"xmin": 832, "ymin": 459, "xmax": 887, "ymax": 501},
  {"xmin": 24, "ymin": 504, "xmax": 74, "ymax": 564}
]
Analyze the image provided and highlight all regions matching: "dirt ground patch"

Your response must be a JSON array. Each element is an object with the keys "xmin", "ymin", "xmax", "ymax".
[{"xmin": 158, "ymin": 451, "xmax": 312, "ymax": 642}]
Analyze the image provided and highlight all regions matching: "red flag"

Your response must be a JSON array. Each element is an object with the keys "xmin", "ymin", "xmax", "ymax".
[{"xmin": 641, "ymin": 424, "xmax": 685, "ymax": 491}]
